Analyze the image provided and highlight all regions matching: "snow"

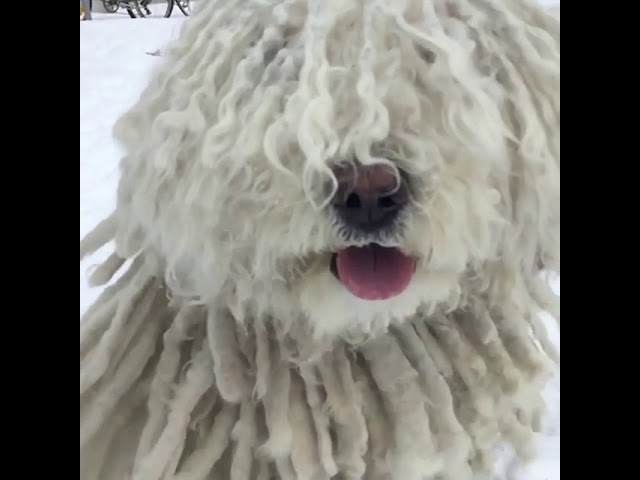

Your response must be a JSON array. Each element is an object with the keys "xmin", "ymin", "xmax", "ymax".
[
  {"xmin": 80, "ymin": 6, "xmax": 559, "ymax": 479},
  {"xmin": 80, "ymin": 13, "xmax": 185, "ymax": 313}
]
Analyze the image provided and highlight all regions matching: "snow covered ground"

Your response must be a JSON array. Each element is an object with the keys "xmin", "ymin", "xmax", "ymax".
[
  {"xmin": 80, "ymin": 5, "xmax": 559, "ymax": 479},
  {"xmin": 80, "ymin": 12, "xmax": 186, "ymax": 313}
]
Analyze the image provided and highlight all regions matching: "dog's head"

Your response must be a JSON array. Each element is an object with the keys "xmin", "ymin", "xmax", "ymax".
[{"xmin": 113, "ymin": 0, "xmax": 560, "ymax": 340}]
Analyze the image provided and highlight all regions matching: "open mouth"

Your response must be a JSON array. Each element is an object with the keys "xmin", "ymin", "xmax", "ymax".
[{"xmin": 330, "ymin": 244, "xmax": 417, "ymax": 301}]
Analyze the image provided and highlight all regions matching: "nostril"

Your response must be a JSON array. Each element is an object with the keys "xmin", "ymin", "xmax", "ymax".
[
  {"xmin": 345, "ymin": 193, "xmax": 361, "ymax": 209},
  {"xmin": 378, "ymin": 195, "xmax": 396, "ymax": 209}
]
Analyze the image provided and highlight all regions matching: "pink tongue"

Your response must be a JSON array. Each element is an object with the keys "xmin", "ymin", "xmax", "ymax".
[{"xmin": 336, "ymin": 244, "xmax": 415, "ymax": 301}]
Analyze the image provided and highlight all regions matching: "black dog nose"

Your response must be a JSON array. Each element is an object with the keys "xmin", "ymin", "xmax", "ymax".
[{"xmin": 330, "ymin": 163, "xmax": 409, "ymax": 233}]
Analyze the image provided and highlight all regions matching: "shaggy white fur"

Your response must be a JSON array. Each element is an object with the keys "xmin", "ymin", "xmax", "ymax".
[{"xmin": 80, "ymin": 0, "xmax": 560, "ymax": 479}]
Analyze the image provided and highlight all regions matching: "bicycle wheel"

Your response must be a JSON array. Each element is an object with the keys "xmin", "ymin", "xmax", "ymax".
[
  {"xmin": 163, "ymin": 0, "xmax": 175, "ymax": 18},
  {"xmin": 175, "ymin": 0, "xmax": 190, "ymax": 16},
  {"xmin": 101, "ymin": 0, "xmax": 119, "ymax": 13}
]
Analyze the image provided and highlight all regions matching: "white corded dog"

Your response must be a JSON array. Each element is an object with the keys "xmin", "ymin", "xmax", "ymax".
[{"xmin": 80, "ymin": 0, "xmax": 560, "ymax": 478}]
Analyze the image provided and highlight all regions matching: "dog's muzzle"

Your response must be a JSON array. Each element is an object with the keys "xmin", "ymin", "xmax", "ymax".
[{"xmin": 326, "ymin": 162, "xmax": 416, "ymax": 301}]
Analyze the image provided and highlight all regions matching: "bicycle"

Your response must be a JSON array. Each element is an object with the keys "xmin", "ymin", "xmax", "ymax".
[
  {"xmin": 100, "ymin": 0, "xmax": 141, "ymax": 18},
  {"xmin": 100, "ymin": 0, "xmax": 190, "ymax": 19},
  {"xmin": 140, "ymin": 0, "xmax": 191, "ymax": 17}
]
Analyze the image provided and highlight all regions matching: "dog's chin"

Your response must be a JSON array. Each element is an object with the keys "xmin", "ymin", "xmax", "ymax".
[{"xmin": 296, "ymin": 244, "xmax": 457, "ymax": 340}]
